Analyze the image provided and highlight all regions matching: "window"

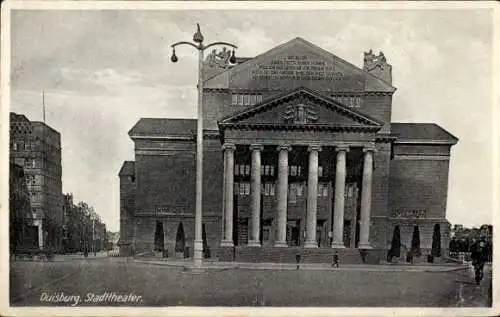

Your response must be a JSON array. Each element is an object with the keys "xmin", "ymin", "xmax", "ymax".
[
  {"xmin": 234, "ymin": 182, "xmax": 250, "ymax": 196},
  {"xmin": 235, "ymin": 164, "xmax": 250, "ymax": 176},
  {"xmin": 331, "ymin": 95, "xmax": 362, "ymax": 108},
  {"xmin": 25, "ymin": 175, "xmax": 36, "ymax": 186},
  {"xmin": 262, "ymin": 164, "xmax": 275, "ymax": 176},
  {"xmin": 231, "ymin": 93, "xmax": 263, "ymax": 106},
  {"xmin": 25, "ymin": 158, "xmax": 36, "ymax": 168},
  {"xmin": 289, "ymin": 165, "xmax": 302, "ymax": 177},
  {"xmin": 262, "ymin": 182, "xmax": 275, "ymax": 196},
  {"xmin": 318, "ymin": 183, "xmax": 329, "ymax": 197},
  {"xmin": 354, "ymin": 97, "xmax": 361, "ymax": 108},
  {"xmin": 296, "ymin": 182, "xmax": 304, "ymax": 197},
  {"xmin": 347, "ymin": 184, "xmax": 354, "ymax": 198},
  {"xmin": 250, "ymin": 94, "xmax": 257, "ymax": 105},
  {"xmin": 289, "ymin": 183, "xmax": 297, "ymax": 203}
]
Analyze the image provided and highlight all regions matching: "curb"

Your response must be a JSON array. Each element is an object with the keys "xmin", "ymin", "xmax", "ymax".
[{"xmin": 132, "ymin": 260, "xmax": 468, "ymax": 272}]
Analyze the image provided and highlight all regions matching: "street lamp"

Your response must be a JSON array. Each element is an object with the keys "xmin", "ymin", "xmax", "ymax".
[{"xmin": 171, "ymin": 23, "xmax": 237, "ymax": 268}]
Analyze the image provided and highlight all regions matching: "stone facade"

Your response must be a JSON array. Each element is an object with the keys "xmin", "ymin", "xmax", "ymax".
[
  {"xmin": 10, "ymin": 112, "xmax": 64, "ymax": 252},
  {"xmin": 119, "ymin": 38, "xmax": 458, "ymax": 263}
]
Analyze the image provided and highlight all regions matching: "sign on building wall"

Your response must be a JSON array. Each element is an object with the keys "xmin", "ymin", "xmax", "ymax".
[
  {"xmin": 251, "ymin": 55, "xmax": 343, "ymax": 81},
  {"xmin": 391, "ymin": 209, "xmax": 427, "ymax": 219}
]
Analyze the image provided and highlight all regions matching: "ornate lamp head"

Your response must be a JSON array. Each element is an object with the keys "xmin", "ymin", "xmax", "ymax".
[
  {"xmin": 170, "ymin": 48, "xmax": 178, "ymax": 63},
  {"xmin": 229, "ymin": 49, "xmax": 237, "ymax": 64},
  {"xmin": 193, "ymin": 23, "xmax": 204, "ymax": 44}
]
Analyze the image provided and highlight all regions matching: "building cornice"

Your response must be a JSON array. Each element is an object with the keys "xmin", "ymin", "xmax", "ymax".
[
  {"xmin": 204, "ymin": 87, "xmax": 394, "ymax": 96},
  {"xmin": 393, "ymin": 155, "xmax": 450, "ymax": 161},
  {"xmin": 130, "ymin": 131, "xmax": 219, "ymax": 141},
  {"xmin": 130, "ymin": 135, "xmax": 194, "ymax": 141},
  {"xmin": 219, "ymin": 122, "xmax": 381, "ymax": 133},
  {"xmin": 394, "ymin": 140, "xmax": 456, "ymax": 145}
]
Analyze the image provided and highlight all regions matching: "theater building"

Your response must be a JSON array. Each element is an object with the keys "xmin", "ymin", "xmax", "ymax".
[{"xmin": 118, "ymin": 38, "xmax": 458, "ymax": 262}]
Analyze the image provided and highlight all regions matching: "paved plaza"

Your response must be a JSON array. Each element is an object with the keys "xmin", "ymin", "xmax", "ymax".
[{"xmin": 9, "ymin": 257, "xmax": 491, "ymax": 307}]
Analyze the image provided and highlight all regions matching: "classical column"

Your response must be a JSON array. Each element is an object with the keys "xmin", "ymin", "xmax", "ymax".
[
  {"xmin": 358, "ymin": 145, "xmax": 375, "ymax": 249},
  {"xmin": 275, "ymin": 144, "xmax": 291, "ymax": 247},
  {"xmin": 332, "ymin": 145, "xmax": 349, "ymax": 248},
  {"xmin": 304, "ymin": 145, "xmax": 321, "ymax": 248},
  {"xmin": 221, "ymin": 143, "xmax": 236, "ymax": 247},
  {"xmin": 248, "ymin": 144, "xmax": 263, "ymax": 247}
]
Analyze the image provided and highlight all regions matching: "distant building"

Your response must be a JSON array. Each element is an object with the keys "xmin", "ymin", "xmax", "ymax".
[
  {"xmin": 10, "ymin": 112, "xmax": 63, "ymax": 252},
  {"xmin": 119, "ymin": 38, "xmax": 458, "ymax": 263},
  {"xmin": 63, "ymin": 193, "xmax": 82, "ymax": 252},
  {"xmin": 9, "ymin": 162, "xmax": 38, "ymax": 252}
]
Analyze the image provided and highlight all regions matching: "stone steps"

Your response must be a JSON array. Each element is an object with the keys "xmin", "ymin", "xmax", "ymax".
[{"xmin": 231, "ymin": 246, "xmax": 381, "ymax": 264}]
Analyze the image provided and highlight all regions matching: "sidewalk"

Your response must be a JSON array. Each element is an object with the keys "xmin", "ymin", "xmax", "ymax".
[
  {"xmin": 133, "ymin": 258, "xmax": 469, "ymax": 272},
  {"xmin": 53, "ymin": 251, "xmax": 110, "ymax": 261}
]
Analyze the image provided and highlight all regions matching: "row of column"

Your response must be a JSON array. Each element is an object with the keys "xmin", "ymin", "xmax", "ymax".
[{"xmin": 220, "ymin": 143, "xmax": 375, "ymax": 249}]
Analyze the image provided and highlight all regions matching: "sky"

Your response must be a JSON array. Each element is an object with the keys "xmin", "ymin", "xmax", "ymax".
[{"xmin": 8, "ymin": 8, "xmax": 494, "ymax": 232}]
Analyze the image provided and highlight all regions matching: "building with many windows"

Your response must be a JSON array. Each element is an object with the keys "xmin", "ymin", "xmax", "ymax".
[
  {"xmin": 119, "ymin": 38, "xmax": 458, "ymax": 263},
  {"xmin": 10, "ymin": 112, "xmax": 63, "ymax": 252}
]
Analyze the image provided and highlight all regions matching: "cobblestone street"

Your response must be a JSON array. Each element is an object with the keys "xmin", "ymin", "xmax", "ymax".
[{"xmin": 9, "ymin": 258, "xmax": 492, "ymax": 307}]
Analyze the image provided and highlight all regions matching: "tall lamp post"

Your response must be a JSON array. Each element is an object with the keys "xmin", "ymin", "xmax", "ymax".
[{"xmin": 171, "ymin": 24, "xmax": 237, "ymax": 267}]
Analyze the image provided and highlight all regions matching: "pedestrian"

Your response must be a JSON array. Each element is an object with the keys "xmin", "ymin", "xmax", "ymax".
[
  {"xmin": 332, "ymin": 251, "xmax": 339, "ymax": 268},
  {"xmin": 296, "ymin": 254, "xmax": 301, "ymax": 270}
]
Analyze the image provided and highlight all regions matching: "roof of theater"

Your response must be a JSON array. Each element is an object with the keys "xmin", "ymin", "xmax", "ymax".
[
  {"xmin": 128, "ymin": 118, "xmax": 195, "ymax": 137},
  {"xmin": 392, "ymin": 123, "xmax": 458, "ymax": 144}
]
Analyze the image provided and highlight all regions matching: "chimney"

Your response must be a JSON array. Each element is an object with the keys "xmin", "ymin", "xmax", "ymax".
[{"xmin": 363, "ymin": 49, "xmax": 392, "ymax": 84}]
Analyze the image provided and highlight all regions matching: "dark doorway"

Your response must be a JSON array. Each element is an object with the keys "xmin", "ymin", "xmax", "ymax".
[
  {"xmin": 431, "ymin": 224, "xmax": 441, "ymax": 257},
  {"xmin": 291, "ymin": 226, "xmax": 300, "ymax": 246},
  {"xmin": 202, "ymin": 223, "xmax": 210, "ymax": 258},
  {"xmin": 389, "ymin": 225, "xmax": 401, "ymax": 258},
  {"xmin": 175, "ymin": 222, "xmax": 185, "ymax": 253},
  {"xmin": 202, "ymin": 223, "xmax": 208, "ymax": 248},
  {"xmin": 233, "ymin": 193, "xmax": 239, "ymax": 245},
  {"xmin": 259, "ymin": 193, "xmax": 264, "ymax": 244},
  {"xmin": 287, "ymin": 220, "xmax": 301, "ymax": 246},
  {"xmin": 238, "ymin": 219, "xmax": 249, "ymax": 245},
  {"xmin": 25, "ymin": 225, "xmax": 39, "ymax": 249},
  {"xmin": 343, "ymin": 220, "xmax": 351, "ymax": 248},
  {"xmin": 355, "ymin": 189, "xmax": 361, "ymax": 247},
  {"xmin": 411, "ymin": 225, "xmax": 421, "ymax": 257},
  {"xmin": 154, "ymin": 221, "xmax": 164, "ymax": 252}
]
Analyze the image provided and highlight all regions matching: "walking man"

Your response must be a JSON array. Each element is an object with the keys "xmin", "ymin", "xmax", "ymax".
[{"xmin": 332, "ymin": 251, "xmax": 339, "ymax": 268}]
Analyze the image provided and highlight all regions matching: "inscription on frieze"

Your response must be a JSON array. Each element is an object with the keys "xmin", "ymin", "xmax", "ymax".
[
  {"xmin": 251, "ymin": 55, "xmax": 343, "ymax": 80},
  {"xmin": 391, "ymin": 209, "xmax": 427, "ymax": 219}
]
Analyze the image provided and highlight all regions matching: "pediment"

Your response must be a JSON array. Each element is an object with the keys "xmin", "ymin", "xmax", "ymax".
[
  {"xmin": 205, "ymin": 37, "xmax": 395, "ymax": 93},
  {"xmin": 219, "ymin": 87, "xmax": 383, "ymax": 132}
]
